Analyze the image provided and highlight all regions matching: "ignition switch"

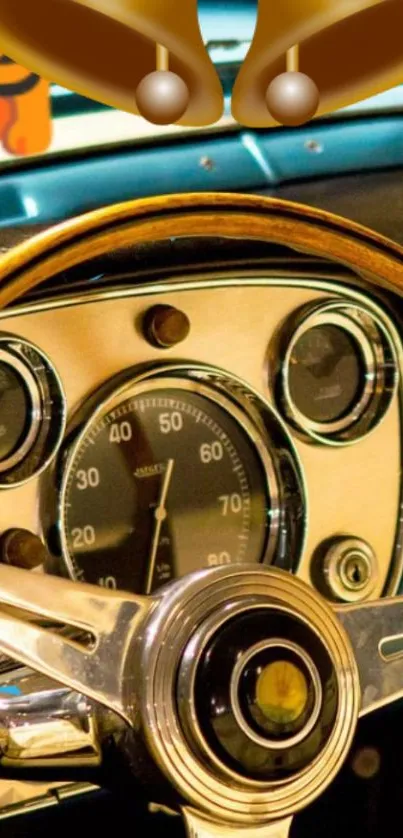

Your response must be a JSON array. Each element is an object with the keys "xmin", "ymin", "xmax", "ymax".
[{"xmin": 321, "ymin": 537, "xmax": 378, "ymax": 603}]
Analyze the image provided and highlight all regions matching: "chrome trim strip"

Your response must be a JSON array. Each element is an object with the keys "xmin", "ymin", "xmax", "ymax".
[{"xmin": 0, "ymin": 270, "xmax": 393, "ymax": 320}]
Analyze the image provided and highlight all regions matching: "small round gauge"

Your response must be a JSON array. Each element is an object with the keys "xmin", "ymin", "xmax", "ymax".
[
  {"xmin": 0, "ymin": 336, "xmax": 65, "ymax": 485},
  {"xmin": 288, "ymin": 324, "xmax": 365, "ymax": 425},
  {"xmin": 0, "ymin": 356, "xmax": 38, "ymax": 469},
  {"xmin": 59, "ymin": 372, "xmax": 286, "ymax": 594},
  {"xmin": 280, "ymin": 303, "xmax": 397, "ymax": 445}
]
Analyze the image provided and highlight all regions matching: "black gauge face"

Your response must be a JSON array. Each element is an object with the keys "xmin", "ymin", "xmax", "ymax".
[
  {"xmin": 0, "ymin": 362, "xmax": 31, "ymax": 462},
  {"xmin": 288, "ymin": 325, "xmax": 365, "ymax": 424},
  {"xmin": 60, "ymin": 385, "xmax": 271, "ymax": 593}
]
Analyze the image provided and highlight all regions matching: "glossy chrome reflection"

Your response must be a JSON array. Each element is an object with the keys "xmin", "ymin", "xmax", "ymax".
[
  {"xmin": 337, "ymin": 596, "xmax": 403, "ymax": 715},
  {"xmin": 0, "ymin": 669, "xmax": 101, "ymax": 768},
  {"xmin": 0, "ymin": 563, "xmax": 150, "ymax": 724},
  {"xmin": 0, "ymin": 348, "xmax": 41, "ymax": 474},
  {"xmin": 0, "ymin": 565, "xmax": 402, "ymax": 830},
  {"xmin": 0, "ymin": 563, "xmax": 359, "ymax": 826}
]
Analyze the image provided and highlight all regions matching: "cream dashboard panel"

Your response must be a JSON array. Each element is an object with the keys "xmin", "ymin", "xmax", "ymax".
[{"xmin": 0, "ymin": 274, "xmax": 400, "ymax": 599}]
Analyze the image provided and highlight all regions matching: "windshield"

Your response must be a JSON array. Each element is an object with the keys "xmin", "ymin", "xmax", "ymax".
[{"xmin": 0, "ymin": 0, "xmax": 402, "ymax": 165}]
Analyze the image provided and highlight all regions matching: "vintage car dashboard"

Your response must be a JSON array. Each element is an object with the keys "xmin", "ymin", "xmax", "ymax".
[
  {"xmin": 0, "ymin": 193, "xmax": 402, "ymax": 826},
  {"xmin": 0, "ymin": 266, "xmax": 400, "ymax": 606}
]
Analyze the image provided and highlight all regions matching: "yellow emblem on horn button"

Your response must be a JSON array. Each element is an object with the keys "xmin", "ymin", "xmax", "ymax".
[{"xmin": 256, "ymin": 660, "xmax": 309, "ymax": 726}]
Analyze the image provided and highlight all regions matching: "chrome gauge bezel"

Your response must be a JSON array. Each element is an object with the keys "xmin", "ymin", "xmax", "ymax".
[
  {"xmin": 56, "ymin": 364, "xmax": 306, "ymax": 587},
  {"xmin": 279, "ymin": 301, "xmax": 398, "ymax": 446},
  {"xmin": 0, "ymin": 334, "xmax": 66, "ymax": 487}
]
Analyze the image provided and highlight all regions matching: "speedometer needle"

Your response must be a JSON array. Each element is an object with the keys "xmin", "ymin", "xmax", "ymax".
[{"xmin": 145, "ymin": 458, "xmax": 175, "ymax": 595}]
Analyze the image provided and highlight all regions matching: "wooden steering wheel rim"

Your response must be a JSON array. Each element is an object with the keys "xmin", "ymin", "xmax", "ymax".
[{"xmin": 0, "ymin": 192, "xmax": 402, "ymax": 307}]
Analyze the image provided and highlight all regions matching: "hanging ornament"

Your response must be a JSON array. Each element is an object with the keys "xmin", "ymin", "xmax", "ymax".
[
  {"xmin": 135, "ymin": 44, "xmax": 190, "ymax": 126},
  {"xmin": 0, "ymin": 0, "xmax": 224, "ymax": 127},
  {"xmin": 266, "ymin": 45, "xmax": 320, "ymax": 127}
]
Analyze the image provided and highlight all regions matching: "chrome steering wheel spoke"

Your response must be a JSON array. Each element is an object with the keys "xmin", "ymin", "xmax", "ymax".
[
  {"xmin": 1, "ymin": 563, "xmax": 403, "ymax": 833},
  {"xmin": 336, "ymin": 595, "xmax": 403, "ymax": 716},
  {"xmin": 0, "ymin": 564, "xmax": 151, "ymax": 721}
]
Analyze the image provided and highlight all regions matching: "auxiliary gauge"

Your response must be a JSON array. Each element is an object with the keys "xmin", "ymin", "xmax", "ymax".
[
  {"xmin": 0, "ymin": 334, "xmax": 65, "ymax": 486},
  {"xmin": 278, "ymin": 302, "xmax": 397, "ymax": 445}
]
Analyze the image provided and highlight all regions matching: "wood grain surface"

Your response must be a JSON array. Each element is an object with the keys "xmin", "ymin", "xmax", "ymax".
[{"xmin": 0, "ymin": 192, "xmax": 402, "ymax": 308}]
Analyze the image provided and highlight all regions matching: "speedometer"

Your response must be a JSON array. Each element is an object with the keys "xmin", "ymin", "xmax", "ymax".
[{"xmin": 58, "ymin": 367, "xmax": 304, "ymax": 593}]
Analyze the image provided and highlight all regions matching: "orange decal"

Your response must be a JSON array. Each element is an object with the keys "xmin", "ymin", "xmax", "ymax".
[{"xmin": 0, "ymin": 55, "xmax": 52, "ymax": 156}]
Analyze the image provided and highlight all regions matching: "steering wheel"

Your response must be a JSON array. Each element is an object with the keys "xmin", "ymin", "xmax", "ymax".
[{"xmin": 0, "ymin": 193, "xmax": 402, "ymax": 838}]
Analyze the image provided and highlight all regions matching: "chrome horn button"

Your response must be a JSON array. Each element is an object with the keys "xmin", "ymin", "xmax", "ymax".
[
  {"xmin": 177, "ymin": 603, "xmax": 332, "ymax": 782},
  {"xmin": 132, "ymin": 565, "xmax": 360, "ymax": 825}
]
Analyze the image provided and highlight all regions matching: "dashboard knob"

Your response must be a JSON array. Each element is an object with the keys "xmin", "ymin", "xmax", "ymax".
[
  {"xmin": 1, "ymin": 528, "xmax": 48, "ymax": 570},
  {"xmin": 143, "ymin": 304, "xmax": 191, "ymax": 348}
]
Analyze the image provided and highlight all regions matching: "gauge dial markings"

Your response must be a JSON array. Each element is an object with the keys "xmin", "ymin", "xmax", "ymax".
[{"xmin": 59, "ymin": 380, "xmax": 276, "ymax": 594}]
